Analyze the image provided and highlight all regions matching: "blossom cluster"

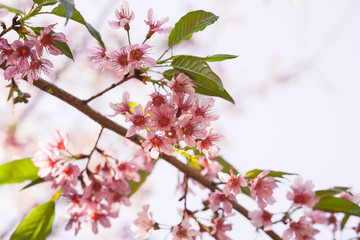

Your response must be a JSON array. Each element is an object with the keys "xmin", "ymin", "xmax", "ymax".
[
  {"xmin": 32, "ymin": 130, "xmax": 153, "ymax": 234},
  {"xmin": 0, "ymin": 24, "xmax": 66, "ymax": 84},
  {"xmin": 110, "ymin": 72, "xmax": 222, "ymax": 161}
]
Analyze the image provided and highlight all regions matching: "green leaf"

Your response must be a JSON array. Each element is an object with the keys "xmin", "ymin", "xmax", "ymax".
[
  {"xmin": 194, "ymin": 85, "xmax": 235, "ymax": 104},
  {"xmin": 245, "ymin": 169, "xmax": 295, "ymax": 179},
  {"xmin": 0, "ymin": 4, "xmax": 23, "ymax": 15},
  {"xmin": 163, "ymin": 69, "xmax": 177, "ymax": 80},
  {"xmin": 127, "ymin": 170, "xmax": 150, "ymax": 197},
  {"xmin": 57, "ymin": 0, "xmax": 74, "ymax": 24},
  {"xmin": 30, "ymin": 27, "xmax": 74, "ymax": 60},
  {"xmin": 169, "ymin": 10, "xmax": 218, "ymax": 47},
  {"xmin": 22, "ymin": 178, "xmax": 45, "ymax": 190},
  {"xmin": 201, "ymin": 54, "xmax": 238, "ymax": 62},
  {"xmin": 0, "ymin": 159, "xmax": 39, "ymax": 185},
  {"xmin": 10, "ymin": 201, "xmax": 55, "ymax": 240},
  {"xmin": 314, "ymin": 196, "xmax": 360, "ymax": 217},
  {"xmin": 127, "ymin": 160, "xmax": 157, "ymax": 197},
  {"xmin": 340, "ymin": 214, "xmax": 350, "ymax": 230},
  {"xmin": 50, "ymin": 5, "xmax": 105, "ymax": 48},
  {"xmin": 33, "ymin": 0, "xmax": 58, "ymax": 6},
  {"xmin": 316, "ymin": 187, "xmax": 349, "ymax": 197},
  {"xmin": 171, "ymin": 55, "xmax": 235, "ymax": 104},
  {"xmin": 215, "ymin": 156, "xmax": 239, "ymax": 176}
]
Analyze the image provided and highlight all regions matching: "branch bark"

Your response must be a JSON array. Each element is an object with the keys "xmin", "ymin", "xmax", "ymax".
[{"xmin": 30, "ymin": 78, "xmax": 281, "ymax": 240}]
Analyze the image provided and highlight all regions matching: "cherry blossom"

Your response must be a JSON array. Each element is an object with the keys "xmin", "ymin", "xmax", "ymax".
[
  {"xmin": 125, "ymin": 104, "xmax": 150, "ymax": 137},
  {"xmin": 108, "ymin": 1, "xmax": 134, "ymax": 30},
  {"xmin": 209, "ymin": 190, "xmax": 236, "ymax": 214},
  {"xmin": 127, "ymin": 44, "xmax": 156, "ymax": 69},
  {"xmin": 218, "ymin": 168, "xmax": 247, "ymax": 196},
  {"xmin": 248, "ymin": 209, "xmax": 273, "ymax": 231},
  {"xmin": 197, "ymin": 130, "xmax": 223, "ymax": 158},
  {"xmin": 36, "ymin": 24, "xmax": 67, "ymax": 56},
  {"xmin": 172, "ymin": 216, "xmax": 200, "ymax": 240},
  {"xmin": 109, "ymin": 91, "xmax": 132, "ymax": 116},
  {"xmin": 131, "ymin": 205, "xmax": 157, "ymax": 240},
  {"xmin": 210, "ymin": 212, "xmax": 233, "ymax": 240},
  {"xmin": 26, "ymin": 52, "xmax": 54, "ymax": 84},
  {"xmin": 87, "ymin": 43, "xmax": 109, "ymax": 70},
  {"xmin": 168, "ymin": 73, "xmax": 196, "ymax": 97},
  {"xmin": 286, "ymin": 177, "xmax": 319, "ymax": 208},
  {"xmin": 142, "ymin": 131, "xmax": 174, "ymax": 158},
  {"xmin": 282, "ymin": 216, "xmax": 319, "ymax": 240},
  {"xmin": 250, "ymin": 170, "xmax": 278, "ymax": 209},
  {"xmin": 144, "ymin": 8, "xmax": 172, "ymax": 39}
]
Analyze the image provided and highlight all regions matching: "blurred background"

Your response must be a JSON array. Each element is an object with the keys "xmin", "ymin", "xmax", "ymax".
[{"xmin": 1, "ymin": 0, "xmax": 360, "ymax": 239}]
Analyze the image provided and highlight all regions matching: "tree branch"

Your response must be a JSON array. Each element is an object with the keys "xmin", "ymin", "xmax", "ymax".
[{"xmin": 29, "ymin": 78, "xmax": 281, "ymax": 240}]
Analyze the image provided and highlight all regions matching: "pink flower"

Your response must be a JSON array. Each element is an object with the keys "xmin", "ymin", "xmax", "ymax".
[
  {"xmin": 248, "ymin": 209, "xmax": 273, "ymax": 231},
  {"xmin": 108, "ymin": 1, "xmax": 134, "ymax": 30},
  {"xmin": 287, "ymin": 177, "xmax": 319, "ymax": 208},
  {"xmin": 131, "ymin": 205, "xmax": 156, "ymax": 240},
  {"xmin": 177, "ymin": 116, "xmax": 207, "ymax": 148},
  {"xmin": 142, "ymin": 131, "xmax": 174, "ymax": 158},
  {"xmin": 127, "ymin": 44, "xmax": 156, "ymax": 69},
  {"xmin": 125, "ymin": 104, "xmax": 150, "ymax": 137},
  {"xmin": 104, "ymin": 177, "xmax": 131, "ymax": 208},
  {"xmin": 36, "ymin": 24, "xmax": 67, "ymax": 56},
  {"xmin": 8, "ymin": 40, "xmax": 38, "ymax": 71},
  {"xmin": 250, "ymin": 170, "xmax": 278, "ymax": 209},
  {"xmin": 149, "ymin": 92, "xmax": 167, "ymax": 107},
  {"xmin": 144, "ymin": 8, "xmax": 172, "ymax": 39},
  {"xmin": 26, "ymin": 51, "xmax": 54, "ymax": 84},
  {"xmin": 0, "ymin": 38, "xmax": 13, "ymax": 65},
  {"xmin": 148, "ymin": 104, "xmax": 176, "ymax": 132},
  {"xmin": 191, "ymin": 98, "xmax": 219, "ymax": 127},
  {"xmin": 46, "ymin": 130, "xmax": 69, "ymax": 154},
  {"xmin": 52, "ymin": 164, "xmax": 80, "ymax": 188},
  {"xmin": 109, "ymin": 91, "xmax": 131, "ymax": 116},
  {"xmin": 117, "ymin": 161, "xmax": 140, "ymax": 182},
  {"xmin": 304, "ymin": 210, "xmax": 328, "ymax": 224},
  {"xmin": 87, "ymin": 43, "xmax": 109, "ymax": 70},
  {"xmin": 108, "ymin": 46, "xmax": 131, "ymax": 77},
  {"xmin": 86, "ymin": 206, "xmax": 112, "ymax": 234},
  {"xmin": 168, "ymin": 73, "xmax": 195, "ymax": 97},
  {"xmin": 172, "ymin": 217, "xmax": 200, "ymax": 240},
  {"xmin": 197, "ymin": 130, "xmax": 223, "ymax": 158},
  {"xmin": 209, "ymin": 190, "xmax": 236, "ymax": 214},
  {"xmin": 282, "ymin": 216, "xmax": 319, "ymax": 240},
  {"xmin": 199, "ymin": 157, "xmax": 223, "ymax": 179},
  {"xmin": 218, "ymin": 169, "xmax": 247, "ymax": 196},
  {"xmin": 32, "ymin": 150, "xmax": 58, "ymax": 179},
  {"xmin": 210, "ymin": 212, "xmax": 233, "ymax": 240}
]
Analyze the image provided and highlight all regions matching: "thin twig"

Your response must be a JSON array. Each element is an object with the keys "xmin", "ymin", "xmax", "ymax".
[
  {"xmin": 85, "ymin": 126, "xmax": 104, "ymax": 170},
  {"xmin": 82, "ymin": 76, "xmax": 132, "ymax": 104}
]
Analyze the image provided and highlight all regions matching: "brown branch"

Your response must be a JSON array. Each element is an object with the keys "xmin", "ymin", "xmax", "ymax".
[{"xmin": 29, "ymin": 78, "xmax": 281, "ymax": 240}]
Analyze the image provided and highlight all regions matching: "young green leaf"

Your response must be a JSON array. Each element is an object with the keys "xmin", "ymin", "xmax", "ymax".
[
  {"xmin": 171, "ymin": 55, "xmax": 235, "ymax": 103},
  {"xmin": 22, "ymin": 178, "xmax": 45, "ymax": 190},
  {"xmin": 10, "ymin": 201, "xmax": 55, "ymax": 240},
  {"xmin": 57, "ymin": 0, "xmax": 74, "ymax": 24},
  {"xmin": 0, "ymin": 159, "xmax": 39, "ymax": 186},
  {"xmin": 163, "ymin": 69, "xmax": 177, "ymax": 80},
  {"xmin": 340, "ymin": 214, "xmax": 350, "ymax": 230},
  {"xmin": 194, "ymin": 85, "xmax": 235, "ymax": 104},
  {"xmin": 314, "ymin": 196, "xmax": 360, "ymax": 217},
  {"xmin": 0, "ymin": 4, "xmax": 23, "ymax": 15},
  {"xmin": 245, "ymin": 169, "xmax": 295, "ymax": 179},
  {"xmin": 50, "ymin": 5, "xmax": 105, "ymax": 48},
  {"xmin": 316, "ymin": 187, "xmax": 349, "ymax": 197},
  {"xmin": 33, "ymin": 0, "xmax": 58, "ymax": 6},
  {"xmin": 201, "ymin": 54, "xmax": 238, "ymax": 62},
  {"xmin": 169, "ymin": 10, "xmax": 218, "ymax": 47},
  {"xmin": 30, "ymin": 27, "xmax": 74, "ymax": 60}
]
